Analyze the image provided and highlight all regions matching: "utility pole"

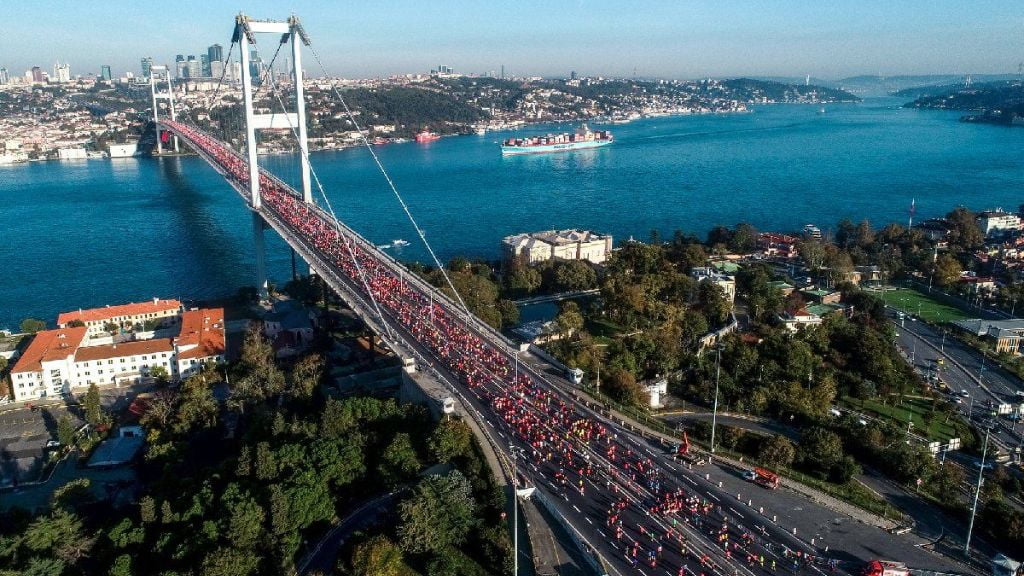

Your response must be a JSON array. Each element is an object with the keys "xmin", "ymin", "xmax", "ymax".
[
  {"xmin": 965, "ymin": 427, "xmax": 990, "ymax": 556},
  {"xmin": 710, "ymin": 345, "xmax": 722, "ymax": 453}
]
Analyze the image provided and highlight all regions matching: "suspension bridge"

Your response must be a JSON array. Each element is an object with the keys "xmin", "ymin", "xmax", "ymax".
[{"xmin": 145, "ymin": 13, "xmax": 972, "ymax": 576}]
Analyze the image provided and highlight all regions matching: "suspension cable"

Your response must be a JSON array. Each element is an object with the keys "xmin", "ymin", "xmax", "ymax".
[
  {"xmin": 303, "ymin": 43, "xmax": 477, "ymax": 325},
  {"xmin": 256, "ymin": 39, "xmax": 396, "ymax": 340}
]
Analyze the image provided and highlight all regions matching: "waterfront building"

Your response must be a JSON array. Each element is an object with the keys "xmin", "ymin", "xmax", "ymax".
[
  {"xmin": 10, "ymin": 306, "xmax": 225, "ymax": 401},
  {"xmin": 978, "ymin": 209, "xmax": 1021, "ymax": 237},
  {"xmin": 690, "ymin": 266, "xmax": 737, "ymax": 303},
  {"xmin": 757, "ymin": 232, "xmax": 799, "ymax": 259},
  {"xmin": 57, "ymin": 298, "xmax": 182, "ymax": 337},
  {"xmin": 502, "ymin": 229, "xmax": 612, "ymax": 265}
]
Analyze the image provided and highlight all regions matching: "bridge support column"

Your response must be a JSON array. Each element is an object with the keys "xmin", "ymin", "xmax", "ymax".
[
  {"xmin": 252, "ymin": 212, "xmax": 268, "ymax": 300},
  {"xmin": 290, "ymin": 17, "xmax": 313, "ymax": 205}
]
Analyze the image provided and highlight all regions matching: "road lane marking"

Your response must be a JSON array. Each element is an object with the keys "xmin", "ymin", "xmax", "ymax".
[
  {"xmin": 729, "ymin": 507, "xmax": 745, "ymax": 519},
  {"xmin": 573, "ymin": 505, "xmax": 581, "ymax": 513},
  {"xmin": 586, "ymin": 517, "xmax": 593, "ymax": 524},
  {"xmin": 707, "ymin": 493, "xmax": 720, "ymax": 502}
]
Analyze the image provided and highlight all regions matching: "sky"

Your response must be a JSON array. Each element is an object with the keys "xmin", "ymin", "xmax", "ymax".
[{"xmin": 2, "ymin": 1, "xmax": 1022, "ymax": 80}]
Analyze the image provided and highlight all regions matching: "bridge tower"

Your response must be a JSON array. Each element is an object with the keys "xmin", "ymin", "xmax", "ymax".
[
  {"xmin": 149, "ymin": 65, "xmax": 179, "ymax": 154},
  {"xmin": 234, "ymin": 13, "xmax": 314, "ymax": 299}
]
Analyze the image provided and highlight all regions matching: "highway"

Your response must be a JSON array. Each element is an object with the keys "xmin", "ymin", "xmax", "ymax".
[
  {"xmin": 892, "ymin": 310, "xmax": 1024, "ymax": 454},
  {"xmin": 161, "ymin": 120, "xmax": 978, "ymax": 576}
]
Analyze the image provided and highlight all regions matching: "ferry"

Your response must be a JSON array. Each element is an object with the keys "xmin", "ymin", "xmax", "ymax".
[
  {"xmin": 415, "ymin": 130, "xmax": 441, "ymax": 143},
  {"xmin": 500, "ymin": 124, "xmax": 612, "ymax": 155}
]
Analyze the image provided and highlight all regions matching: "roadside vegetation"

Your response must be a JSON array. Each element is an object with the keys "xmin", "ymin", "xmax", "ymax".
[{"xmin": 0, "ymin": 325, "xmax": 510, "ymax": 576}]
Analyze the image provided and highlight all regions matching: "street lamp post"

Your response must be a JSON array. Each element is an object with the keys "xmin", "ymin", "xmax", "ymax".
[
  {"xmin": 710, "ymin": 345, "xmax": 722, "ymax": 454},
  {"xmin": 965, "ymin": 427, "xmax": 991, "ymax": 556}
]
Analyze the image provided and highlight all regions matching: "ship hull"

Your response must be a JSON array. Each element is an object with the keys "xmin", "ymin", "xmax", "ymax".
[{"xmin": 500, "ymin": 138, "xmax": 612, "ymax": 155}]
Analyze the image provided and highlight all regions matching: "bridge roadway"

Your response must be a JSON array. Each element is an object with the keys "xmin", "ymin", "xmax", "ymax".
[{"xmin": 158, "ymin": 120, "xmax": 974, "ymax": 576}]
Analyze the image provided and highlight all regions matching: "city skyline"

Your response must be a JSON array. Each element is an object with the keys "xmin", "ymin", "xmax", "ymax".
[{"xmin": 1, "ymin": 1, "xmax": 1022, "ymax": 80}]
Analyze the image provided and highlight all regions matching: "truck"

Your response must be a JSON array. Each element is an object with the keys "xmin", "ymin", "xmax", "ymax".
[
  {"xmin": 862, "ymin": 561, "xmax": 910, "ymax": 576},
  {"xmin": 673, "ymin": 431, "xmax": 706, "ymax": 466},
  {"xmin": 750, "ymin": 467, "xmax": 780, "ymax": 489}
]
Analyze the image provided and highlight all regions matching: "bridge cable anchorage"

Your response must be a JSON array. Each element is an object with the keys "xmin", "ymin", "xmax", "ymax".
[
  {"xmin": 255, "ymin": 39, "xmax": 396, "ymax": 341},
  {"xmin": 304, "ymin": 43, "xmax": 477, "ymax": 326}
]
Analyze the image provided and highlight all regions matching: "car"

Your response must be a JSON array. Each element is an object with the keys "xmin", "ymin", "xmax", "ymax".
[
  {"xmin": 742, "ymin": 470, "xmax": 758, "ymax": 482},
  {"xmin": 1015, "ymin": 390, "xmax": 1024, "ymax": 398},
  {"xmin": 960, "ymin": 389, "xmax": 971, "ymax": 397},
  {"xmin": 971, "ymin": 461, "xmax": 994, "ymax": 470},
  {"xmin": 955, "ymin": 397, "xmax": 964, "ymax": 404},
  {"xmin": 44, "ymin": 440, "xmax": 60, "ymax": 449},
  {"xmin": 829, "ymin": 408, "xmax": 842, "ymax": 417}
]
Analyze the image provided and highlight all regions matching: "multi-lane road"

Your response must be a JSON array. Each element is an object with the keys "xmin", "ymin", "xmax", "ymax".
[{"xmin": 893, "ymin": 310, "xmax": 1024, "ymax": 454}]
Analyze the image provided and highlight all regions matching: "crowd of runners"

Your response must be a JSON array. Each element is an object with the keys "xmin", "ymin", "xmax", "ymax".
[{"xmin": 163, "ymin": 121, "xmax": 849, "ymax": 576}]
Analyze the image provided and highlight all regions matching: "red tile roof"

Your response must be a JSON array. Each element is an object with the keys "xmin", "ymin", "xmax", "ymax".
[
  {"xmin": 175, "ymin": 308, "xmax": 225, "ymax": 360},
  {"xmin": 11, "ymin": 327, "xmax": 88, "ymax": 373},
  {"xmin": 73, "ymin": 339, "xmax": 174, "ymax": 362},
  {"xmin": 57, "ymin": 299, "xmax": 181, "ymax": 326}
]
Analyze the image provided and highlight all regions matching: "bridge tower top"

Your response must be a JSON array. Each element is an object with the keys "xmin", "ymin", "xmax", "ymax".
[
  {"xmin": 233, "ymin": 13, "xmax": 313, "ymax": 209},
  {"xmin": 150, "ymin": 65, "xmax": 178, "ymax": 154}
]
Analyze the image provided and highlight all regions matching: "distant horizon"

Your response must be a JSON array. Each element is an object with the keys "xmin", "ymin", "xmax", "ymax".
[{"xmin": 1, "ymin": 1, "xmax": 1020, "ymax": 81}]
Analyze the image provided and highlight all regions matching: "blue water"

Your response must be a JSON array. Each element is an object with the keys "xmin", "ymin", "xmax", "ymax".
[{"xmin": 3, "ymin": 98, "xmax": 1023, "ymax": 329}]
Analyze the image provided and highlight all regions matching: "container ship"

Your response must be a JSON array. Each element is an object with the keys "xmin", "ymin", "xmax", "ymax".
[{"xmin": 500, "ymin": 124, "xmax": 612, "ymax": 155}]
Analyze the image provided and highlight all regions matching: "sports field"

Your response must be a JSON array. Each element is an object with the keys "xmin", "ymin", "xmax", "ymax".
[{"xmin": 870, "ymin": 288, "xmax": 971, "ymax": 324}]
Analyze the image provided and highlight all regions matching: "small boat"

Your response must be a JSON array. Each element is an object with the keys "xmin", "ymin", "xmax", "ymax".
[
  {"xmin": 415, "ymin": 130, "xmax": 440, "ymax": 143},
  {"xmin": 391, "ymin": 239, "xmax": 410, "ymax": 248}
]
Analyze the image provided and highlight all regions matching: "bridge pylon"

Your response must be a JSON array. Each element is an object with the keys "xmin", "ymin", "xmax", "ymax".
[
  {"xmin": 149, "ymin": 65, "xmax": 178, "ymax": 154},
  {"xmin": 234, "ymin": 13, "xmax": 315, "ymax": 299}
]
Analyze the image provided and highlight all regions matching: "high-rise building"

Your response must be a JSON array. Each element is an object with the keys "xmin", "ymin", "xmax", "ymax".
[
  {"xmin": 207, "ymin": 43, "xmax": 223, "ymax": 65},
  {"xmin": 187, "ymin": 55, "xmax": 201, "ymax": 79},
  {"xmin": 570, "ymin": 70, "xmax": 577, "ymax": 80},
  {"xmin": 141, "ymin": 56, "xmax": 153, "ymax": 79},
  {"xmin": 53, "ymin": 61, "xmax": 71, "ymax": 83},
  {"xmin": 200, "ymin": 54, "xmax": 211, "ymax": 77},
  {"xmin": 100, "ymin": 65, "xmax": 112, "ymax": 82},
  {"xmin": 0, "ymin": 68, "xmax": 9, "ymax": 85},
  {"xmin": 249, "ymin": 49, "xmax": 263, "ymax": 85},
  {"xmin": 210, "ymin": 60, "xmax": 225, "ymax": 79}
]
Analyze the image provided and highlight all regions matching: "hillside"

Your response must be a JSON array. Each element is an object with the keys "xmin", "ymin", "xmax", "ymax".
[{"xmin": 903, "ymin": 81, "xmax": 1024, "ymax": 126}]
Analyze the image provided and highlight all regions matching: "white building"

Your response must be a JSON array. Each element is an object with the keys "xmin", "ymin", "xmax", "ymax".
[
  {"xmin": 58, "ymin": 298, "xmax": 182, "ymax": 338},
  {"xmin": 644, "ymin": 378, "xmax": 668, "ymax": 408},
  {"xmin": 503, "ymin": 229, "xmax": 613, "ymax": 265},
  {"xmin": 10, "ymin": 307, "xmax": 225, "ymax": 402},
  {"xmin": 978, "ymin": 210, "xmax": 1021, "ymax": 237},
  {"xmin": 57, "ymin": 147, "xmax": 87, "ymax": 160},
  {"xmin": 690, "ymin": 266, "xmax": 737, "ymax": 303}
]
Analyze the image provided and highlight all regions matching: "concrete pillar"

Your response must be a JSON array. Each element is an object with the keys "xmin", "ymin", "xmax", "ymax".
[
  {"xmin": 151, "ymin": 73, "xmax": 162, "ymax": 154},
  {"xmin": 238, "ymin": 24, "xmax": 261, "ymax": 210},
  {"xmin": 290, "ymin": 23, "xmax": 312, "ymax": 204}
]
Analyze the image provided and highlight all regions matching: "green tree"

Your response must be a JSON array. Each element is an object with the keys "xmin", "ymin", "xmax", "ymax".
[
  {"xmin": 504, "ymin": 261, "xmax": 542, "ymax": 296},
  {"xmin": 496, "ymin": 299, "xmax": 520, "ymax": 327},
  {"xmin": 555, "ymin": 301, "xmax": 585, "ymax": 336},
  {"xmin": 174, "ymin": 375, "xmax": 218, "ymax": 434},
  {"xmin": 398, "ymin": 471, "xmax": 476, "ymax": 554},
  {"xmin": 730, "ymin": 222, "xmax": 758, "ymax": 253},
  {"xmin": 232, "ymin": 325, "xmax": 285, "ymax": 408},
  {"xmin": 553, "ymin": 260, "xmax": 598, "ymax": 292},
  {"xmin": 225, "ymin": 495, "xmax": 265, "ymax": 550},
  {"xmin": 108, "ymin": 554, "xmax": 132, "ymax": 576},
  {"xmin": 19, "ymin": 318, "xmax": 46, "ymax": 334},
  {"xmin": 428, "ymin": 419, "xmax": 472, "ymax": 463},
  {"xmin": 603, "ymin": 368, "xmax": 645, "ymax": 407},
  {"xmin": 83, "ymin": 383, "xmax": 103, "ymax": 427},
  {"xmin": 139, "ymin": 496, "xmax": 157, "ymax": 524},
  {"xmin": 933, "ymin": 253, "xmax": 962, "ymax": 288},
  {"xmin": 56, "ymin": 415, "xmax": 75, "ymax": 448},
  {"xmin": 798, "ymin": 427, "xmax": 844, "ymax": 475},
  {"xmin": 107, "ymin": 518, "xmax": 145, "ymax": 549},
  {"xmin": 254, "ymin": 441, "xmax": 277, "ymax": 481},
  {"xmin": 199, "ymin": 547, "xmax": 260, "ymax": 576},
  {"xmin": 288, "ymin": 353, "xmax": 324, "ymax": 400},
  {"xmin": 349, "ymin": 535, "xmax": 404, "ymax": 576},
  {"xmin": 22, "ymin": 557, "xmax": 65, "ymax": 576},
  {"xmin": 759, "ymin": 435, "xmax": 796, "ymax": 468},
  {"xmin": 22, "ymin": 508, "xmax": 92, "ymax": 564},
  {"xmin": 379, "ymin": 432, "xmax": 421, "ymax": 486},
  {"xmin": 945, "ymin": 207, "xmax": 984, "ymax": 252},
  {"xmin": 149, "ymin": 365, "xmax": 169, "ymax": 384},
  {"xmin": 50, "ymin": 478, "xmax": 94, "ymax": 511},
  {"xmin": 697, "ymin": 281, "xmax": 731, "ymax": 326}
]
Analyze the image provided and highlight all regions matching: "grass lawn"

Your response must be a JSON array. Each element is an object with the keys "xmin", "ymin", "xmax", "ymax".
[
  {"xmin": 845, "ymin": 395, "xmax": 973, "ymax": 443},
  {"xmin": 870, "ymin": 288, "xmax": 971, "ymax": 324}
]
